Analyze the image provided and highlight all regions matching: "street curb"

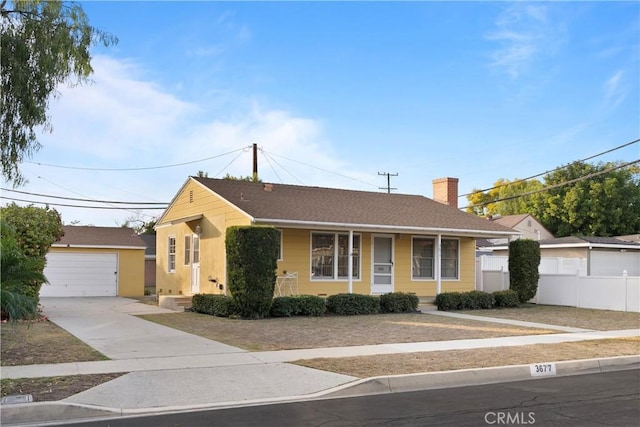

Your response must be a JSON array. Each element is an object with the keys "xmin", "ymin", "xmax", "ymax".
[
  {"xmin": 2, "ymin": 355, "xmax": 638, "ymax": 426},
  {"xmin": 320, "ymin": 354, "xmax": 640, "ymax": 398}
]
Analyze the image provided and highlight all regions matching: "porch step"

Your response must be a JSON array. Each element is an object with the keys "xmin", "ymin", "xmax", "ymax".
[{"xmin": 158, "ymin": 295, "xmax": 193, "ymax": 311}]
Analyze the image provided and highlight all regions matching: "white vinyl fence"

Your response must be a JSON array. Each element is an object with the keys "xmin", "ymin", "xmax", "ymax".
[{"xmin": 477, "ymin": 269, "xmax": 640, "ymax": 313}]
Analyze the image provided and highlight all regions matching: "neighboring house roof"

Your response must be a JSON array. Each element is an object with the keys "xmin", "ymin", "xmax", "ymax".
[
  {"xmin": 52, "ymin": 226, "xmax": 146, "ymax": 249},
  {"xmin": 488, "ymin": 213, "xmax": 531, "ymax": 229},
  {"xmin": 139, "ymin": 234, "xmax": 156, "ymax": 257},
  {"xmin": 488, "ymin": 236, "xmax": 640, "ymax": 251},
  {"xmin": 617, "ymin": 234, "xmax": 640, "ymax": 243},
  {"xmin": 161, "ymin": 177, "xmax": 518, "ymax": 237}
]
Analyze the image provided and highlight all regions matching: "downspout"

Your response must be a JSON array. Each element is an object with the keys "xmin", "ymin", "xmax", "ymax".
[
  {"xmin": 436, "ymin": 234, "xmax": 442, "ymax": 295},
  {"xmin": 348, "ymin": 230, "xmax": 354, "ymax": 293}
]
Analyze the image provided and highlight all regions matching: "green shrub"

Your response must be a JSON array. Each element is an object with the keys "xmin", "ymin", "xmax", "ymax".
[
  {"xmin": 269, "ymin": 296, "xmax": 298, "ymax": 317},
  {"xmin": 466, "ymin": 291, "xmax": 495, "ymax": 309},
  {"xmin": 270, "ymin": 295, "xmax": 327, "ymax": 317},
  {"xmin": 509, "ymin": 239, "xmax": 541, "ymax": 303},
  {"xmin": 326, "ymin": 293, "xmax": 380, "ymax": 316},
  {"xmin": 294, "ymin": 295, "xmax": 326, "ymax": 316},
  {"xmin": 380, "ymin": 292, "xmax": 419, "ymax": 313},
  {"xmin": 191, "ymin": 294, "xmax": 237, "ymax": 317},
  {"xmin": 493, "ymin": 290, "xmax": 521, "ymax": 308},
  {"xmin": 226, "ymin": 226, "xmax": 280, "ymax": 318},
  {"xmin": 434, "ymin": 292, "xmax": 462, "ymax": 311}
]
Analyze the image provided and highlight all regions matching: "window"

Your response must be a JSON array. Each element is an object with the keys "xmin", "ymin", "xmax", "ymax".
[
  {"xmin": 411, "ymin": 237, "xmax": 459, "ymax": 280},
  {"xmin": 412, "ymin": 238, "xmax": 434, "ymax": 279},
  {"xmin": 441, "ymin": 239, "xmax": 459, "ymax": 279},
  {"xmin": 193, "ymin": 234, "xmax": 200, "ymax": 263},
  {"xmin": 168, "ymin": 237, "xmax": 176, "ymax": 272},
  {"xmin": 184, "ymin": 235, "xmax": 191, "ymax": 265},
  {"xmin": 311, "ymin": 232, "xmax": 360, "ymax": 280}
]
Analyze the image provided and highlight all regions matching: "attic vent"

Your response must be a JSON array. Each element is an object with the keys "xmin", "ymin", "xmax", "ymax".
[{"xmin": 189, "ymin": 190, "xmax": 194, "ymax": 203}]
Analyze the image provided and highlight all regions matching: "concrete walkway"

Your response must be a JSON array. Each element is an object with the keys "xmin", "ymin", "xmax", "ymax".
[{"xmin": 1, "ymin": 297, "xmax": 639, "ymax": 424}]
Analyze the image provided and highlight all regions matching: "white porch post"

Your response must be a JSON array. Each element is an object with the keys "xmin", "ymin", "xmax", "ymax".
[
  {"xmin": 436, "ymin": 234, "xmax": 442, "ymax": 295},
  {"xmin": 348, "ymin": 229, "xmax": 354, "ymax": 293}
]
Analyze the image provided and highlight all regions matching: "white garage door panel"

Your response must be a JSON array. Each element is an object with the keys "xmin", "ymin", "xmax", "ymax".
[
  {"xmin": 41, "ymin": 253, "xmax": 118, "ymax": 297},
  {"xmin": 591, "ymin": 251, "xmax": 640, "ymax": 276}
]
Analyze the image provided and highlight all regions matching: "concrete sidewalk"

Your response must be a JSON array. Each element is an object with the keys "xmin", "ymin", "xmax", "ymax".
[{"xmin": 1, "ymin": 297, "xmax": 639, "ymax": 425}]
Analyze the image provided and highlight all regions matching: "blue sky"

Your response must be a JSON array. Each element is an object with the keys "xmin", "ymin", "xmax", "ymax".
[{"xmin": 3, "ymin": 1, "xmax": 639, "ymax": 226}]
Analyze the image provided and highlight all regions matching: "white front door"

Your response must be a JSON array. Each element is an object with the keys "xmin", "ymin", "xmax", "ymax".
[
  {"xmin": 372, "ymin": 235, "xmax": 394, "ymax": 294},
  {"xmin": 190, "ymin": 234, "xmax": 200, "ymax": 294}
]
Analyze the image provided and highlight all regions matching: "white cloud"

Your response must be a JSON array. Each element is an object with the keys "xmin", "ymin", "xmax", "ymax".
[
  {"xmin": 24, "ymin": 56, "xmax": 371, "ymax": 226},
  {"xmin": 486, "ymin": 4, "xmax": 565, "ymax": 79},
  {"xmin": 603, "ymin": 70, "xmax": 626, "ymax": 110}
]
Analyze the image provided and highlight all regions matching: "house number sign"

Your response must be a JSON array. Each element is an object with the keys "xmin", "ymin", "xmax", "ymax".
[{"xmin": 529, "ymin": 363, "xmax": 557, "ymax": 377}]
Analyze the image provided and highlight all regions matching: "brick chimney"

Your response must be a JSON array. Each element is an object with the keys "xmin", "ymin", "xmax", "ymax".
[{"xmin": 432, "ymin": 177, "xmax": 459, "ymax": 208}]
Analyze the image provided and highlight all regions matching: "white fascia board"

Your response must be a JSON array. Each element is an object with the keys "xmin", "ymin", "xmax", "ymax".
[
  {"xmin": 488, "ymin": 243, "xmax": 640, "ymax": 251},
  {"xmin": 253, "ymin": 218, "xmax": 519, "ymax": 238}
]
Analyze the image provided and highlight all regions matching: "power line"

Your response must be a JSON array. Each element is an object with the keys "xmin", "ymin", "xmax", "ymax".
[
  {"xmin": 260, "ymin": 149, "xmax": 304, "ymax": 185},
  {"xmin": 1, "ymin": 188, "xmax": 168, "ymax": 205},
  {"xmin": 261, "ymin": 149, "xmax": 378, "ymax": 189},
  {"xmin": 378, "ymin": 172, "xmax": 398, "ymax": 193},
  {"xmin": 459, "ymin": 138, "xmax": 640, "ymax": 197},
  {"xmin": 24, "ymin": 146, "xmax": 251, "ymax": 171},
  {"xmin": 1, "ymin": 197, "xmax": 167, "ymax": 210},
  {"xmin": 460, "ymin": 159, "xmax": 640, "ymax": 210}
]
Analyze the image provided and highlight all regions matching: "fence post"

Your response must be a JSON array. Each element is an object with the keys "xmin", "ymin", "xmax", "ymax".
[
  {"xmin": 623, "ymin": 270, "xmax": 628, "ymax": 312},
  {"xmin": 575, "ymin": 270, "xmax": 580, "ymax": 308}
]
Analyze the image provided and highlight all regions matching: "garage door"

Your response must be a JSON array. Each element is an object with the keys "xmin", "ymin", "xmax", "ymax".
[{"xmin": 41, "ymin": 253, "xmax": 118, "ymax": 297}]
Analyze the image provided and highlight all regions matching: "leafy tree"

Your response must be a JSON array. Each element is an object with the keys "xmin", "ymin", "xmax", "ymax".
[
  {"xmin": 1, "ymin": 0, "xmax": 117, "ymax": 185},
  {"xmin": 1, "ymin": 223, "xmax": 46, "ymax": 321},
  {"xmin": 508, "ymin": 239, "xmax": 540, "ymax": 303},
  {"xmin": 0, "ymin": 203, "xmax": 64, "ymax": 299},
  {"xmin": 466, "ymin": 161, "xmax": 640, "ymax": 237}
]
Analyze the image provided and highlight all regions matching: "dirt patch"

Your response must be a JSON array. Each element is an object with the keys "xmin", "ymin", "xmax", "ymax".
[
  {"xmin": 294, "ymin": 337, "xmax": 640, "ymax": 378},
  {"xmin": 138, "ymin": 312, "xmax": 555, "ymax": 351},
  {"xmin": 1, "ymin": 320, "xmax": 108, "ymax": 366},
  {"xmin": 1, "ymin": 374, "xmax": 125, "ymax": 402},
  {"xmin": 458, "ymin": 305, "xmax": 640, "ymax": 331}
]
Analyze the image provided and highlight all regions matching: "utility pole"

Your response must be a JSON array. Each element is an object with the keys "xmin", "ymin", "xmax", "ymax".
[
  {"xmin": 378, "ymin": 172, "xmax": 398, "ymax": 193},
  {"xmin": 252, "ymin": 143, "xmax": 258, "ymax": 182}
]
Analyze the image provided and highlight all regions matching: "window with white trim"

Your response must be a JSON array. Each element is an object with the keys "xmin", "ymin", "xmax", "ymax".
[
  {"xmin": 184, "ymin": 235, "xmax": 191, "ymax": 265},
  {"xmin": 311, "ymin": 232, "xmax": 360, "ymax": 280},
  {"xmin": 412, "ymin": 237, "xmax": 434, "ymax": 279},
  {"xmin": 168, "ymin": 236, "xmax": 176, "ymax": 272},
  {"xmin": 441, "ymin": 239, "xmax": 459, "ymax": 279},
  {"xmin": 193, "ymin": 234, "xmax": 200, "ymax": 263}
]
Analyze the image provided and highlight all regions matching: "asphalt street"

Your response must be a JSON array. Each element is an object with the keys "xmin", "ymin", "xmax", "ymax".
[{"xmin": 43, "ymin": 369, "xmax": 639, "ymax": 427}]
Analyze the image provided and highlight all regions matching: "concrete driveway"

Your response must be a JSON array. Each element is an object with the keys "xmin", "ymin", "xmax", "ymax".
[{"xmin": 40, "ymin": 297, "xmax": 244, "ymax": 359}]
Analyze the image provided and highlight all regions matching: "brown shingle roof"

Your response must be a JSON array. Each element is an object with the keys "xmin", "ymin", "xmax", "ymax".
[
  {"xmin": 192, "ymin": 177, "xmax": 516, "ymax": 236},
  {"xmin": 54, "ymin": 226, "xmax": 146, "ymax": 248}
]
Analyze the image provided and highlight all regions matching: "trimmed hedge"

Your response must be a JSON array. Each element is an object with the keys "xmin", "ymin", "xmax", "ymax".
[
  {"xmin": 226, "ymin": 226, "xmax": 280, "ymax": 318},
  {"xmin": 380, "ymin": 292, "xmax": 419, "ymax": 313},
  {"xmin": 509, "ymin": 239, "xmax": 541, "ymax": 303},
  {"xmin": 326, "ymin": 293, "xmax": 380, "ymax": 315},
  {"xmin": 269, "ymin": 295, "xmax": 326, "ymax": 317},
  {"xmin": 435, "ymin": 291, "xmax": 495, "ymax": 311},
  {"xmin": 191, "ymin": 294, "xmax": 238, "ymax": 317},
  {"xmin": 493, "ymin": 290, "xmax": 521, "ymax": 308}
]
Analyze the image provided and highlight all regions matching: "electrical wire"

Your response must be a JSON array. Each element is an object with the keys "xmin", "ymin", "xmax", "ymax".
[
  {"xmin": 1, "ymin": 196, "xmax": 167, "ymax": 210},
  {"xmin": 260, "ymin": 149, "xmax": 304, "ymax": 185},
  {"xmin": 460, "ymin": 159, "xmax": 640, "ymax": 210},
  {"xmin": 260, "ymin": 149, "xmax": 378, "ymax": 189},
  {"xmin": 259, "ymin": 149, "xmax": 285, "ymax": 184},
  {"xmin": 24, "ymin": 146, "xmax": 251, "ymax": 171},
  {"xmin": 212, "ymin": 146, "xmax": 251, "ymax": 178},
  {"xmin": 459, "ymin": 138, "xmax": 640, "ymax": 197},
  {"xmin": 1, "ymin": 188, "xmax": 168, "ymax": 205}
]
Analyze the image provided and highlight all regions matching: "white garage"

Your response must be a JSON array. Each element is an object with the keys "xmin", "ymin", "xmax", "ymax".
[{"xmin": 42, "ymin": 252, "xmax": 119, "ymax": 297}]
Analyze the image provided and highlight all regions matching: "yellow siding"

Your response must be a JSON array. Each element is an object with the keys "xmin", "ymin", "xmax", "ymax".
[
  {"xmin": 156, "ymin": 179, "xmax": 251, "ymax": 296},
  {"xmin": 48, "ymin": 246, "xmax": 144, "ymax": 297}
]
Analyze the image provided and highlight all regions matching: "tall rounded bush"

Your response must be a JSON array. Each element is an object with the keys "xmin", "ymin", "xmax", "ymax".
[
  {"xmin": 226, "ymin": 226, "xmax": 279, "ymax": 318},
  {"xmin": 508, "ymin": 239, "xmax": 540, "ymax": 303}
]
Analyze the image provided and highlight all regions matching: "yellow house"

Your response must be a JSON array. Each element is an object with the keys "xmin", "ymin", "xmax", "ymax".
[
  {"xmin": 42, "ymin": 226, "xmax": 146, "ymax": 297},
  {"xmin": 155, "ymin": 177, "xmax": 517, "ymax": 300}
]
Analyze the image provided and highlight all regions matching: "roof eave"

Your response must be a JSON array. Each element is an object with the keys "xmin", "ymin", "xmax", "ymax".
[{"xmin": 253, "ymin": 218, "xmax": 519, "ymax": 238}]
